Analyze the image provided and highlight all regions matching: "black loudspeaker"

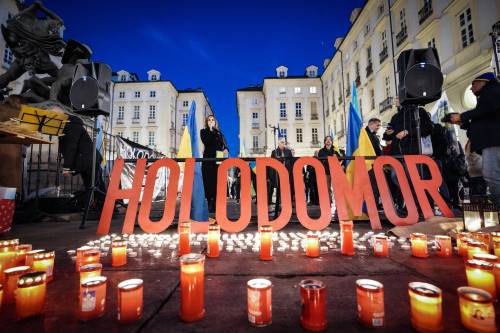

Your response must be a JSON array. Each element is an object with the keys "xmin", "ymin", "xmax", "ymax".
[
  {"xmin": 69, "ymin": 62, "xmax": 112, "ymax": 116},
  {"xmin": 397, "ymin": 47, "xmax": 443, "ymax": 105}
]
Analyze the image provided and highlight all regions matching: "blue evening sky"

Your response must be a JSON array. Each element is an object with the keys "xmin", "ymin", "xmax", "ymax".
[{"xmin": 44, "ymin": 0, "xmax": 365, "ymax": 155}]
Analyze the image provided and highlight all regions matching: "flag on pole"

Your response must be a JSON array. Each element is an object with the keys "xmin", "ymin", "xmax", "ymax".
[{"xmin": 177, "ymin": 101, "xmax": 209, "ymax": 221}]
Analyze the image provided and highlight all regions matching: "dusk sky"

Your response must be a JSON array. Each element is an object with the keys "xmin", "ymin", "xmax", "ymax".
[{"xmin": 45, "ymin": 0, "xmax": 366, "ymax": 155}]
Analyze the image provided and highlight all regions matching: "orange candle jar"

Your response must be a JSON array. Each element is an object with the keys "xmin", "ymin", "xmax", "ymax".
[
  {"xmin": 434, "ymin": 235, "xmax": 452, "ymax": 258},
  {"xmin": 306, "ymin": 233, "xmax": 320, "ymax": 258},
  {"xmin": 3, "ymin": 265, "xmax": 30, "ymax": 304},
  {"xmin": 79, "ymin": 276, "xmax": 107, "ymax": 321},
  {"xmin": 259, "ymin": 225, "xmax": 273, "ymax": 261},
  {"xmin": 494, "ymin": 263, "xmax": 500, "ymax": 299},
  {"xmin": 207, "ymin": 224, "xmax": 220, "ymax": 258},
  {"xmin": 117, "ymin": 278, "xmax": 143, "ymax": 323},
  {"xmin": 247, "ymin": 278, "xmax": 272, "ymax": 327},
  {"xmin": 458, "ymin": 286, "xmax": 497, "ymax": 333},
  {"xmin": 300, "ymin": 279, "xmax": 326, "ymax": 331},
  {"xmin": 465, "ymin": 260, "xmax": 497, "ymax": 301},
  {"xmin": 179, "ymin": 253, "xmax": 205, "ymax": 322},
  {"xmin": 408, "ymin": 282, "xmax": 443, "ymax": 333},
  {"xmin": 112, "ymin": 239, "xmax": 127, "ymax": 267},
  {"xmin": 79, "ymin": 263, "xmax": 102, "ymax": 283},
  {"xmin": 493, "ymin": 240, "xmax": 500, "ymax": 257},
  {"xmin": 472, "ymin": 253, "xmax": 498, "ymax": 264},
  {"xmin": 492, "ymin": 232, "xmax": 500, "ymax": 242},
  {"xmin": 0, "ymin": 284, "xmax": 3, "ymax": 310},
  {"xmin": 14, "ymin": 244, "xmax": 32, "ymax": 266},
  {"xmin": 472, "ymin": 232, "xmax": 491, "ymax": 251},
  {"xmin": 0, "ymin": 239, "xmax": 19, "ymax": 283},
  {"xmin": 410, "ymin": 233, "xmax": 428, "ymax": 258},
  {"xmin": 32, "ymin": 251, "xmax": 55, "ymax": 282},
  {"xmin": 467, "ymin": 240, "xmax": 489, "ymax": 260},
  {"xmin": 373, "ymin": 235, "xmax": 389, "ymax": 257},
  {"xmin": 16, "ymin": 271, "xmax": 47, "ymax": 320},
  {"xmin": 340, "ymin": 221, "xmax": 354, "ymax": 256},
  {"xmin": 76, "ymin": 246, "xmax": 93, "ymax": 272},
  {"xmin": 356, "ymin": 279, "xmax": 384, "ymax": 328},
  {"xmin": 178, "ymin": 221, "xmax": 191, "ymax": 257},
  {"xmin": 81, "ymin": 249, "xmax": 100, "ymax": 268},
  {"xmin": 25, "ymin": 249, "xmax": 44, "ymax": 268},
  {"xmin": 457, "ymin": 232, "xmax": 471, "ymax": 257}
]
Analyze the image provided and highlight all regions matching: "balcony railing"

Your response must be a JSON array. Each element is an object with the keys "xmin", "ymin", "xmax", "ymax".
[
  {"xmin": 252, "ymin": 122, "xmax": 259, "ymax": 129},
  {"xmin": 366, "ymin": 63, "xmax": 373, "ymax": 77},
  {"xmin": 116, "ymin": 119, "xmax": 124, "ymax": 124},
  {"xmin": 132, "ymin": 118, "xmax": 140, "ymax": 124},
  {"xmin": 418, "ymin": 1, "xmax": 433, "ymax": 24},
  {"xmin": 379, "ymin": 47, "xmax": 388, "ymax": 64},
  {"xmin": 310, "ymin": 113, "xmax": 318, "ymax": 120},
  {"xmin": 379, "ymin": 97, "xmax": 394, "ymax": 113},
  {"xmin": 279, "ymin": 116, "xmax": 287, "ymax": 121},
  {"xmin": 148, "ymin": 117, "xmax": 156, "ymax": 123},
  {"xmin": 396, "ymin": 26, "xmax": 408, "ymax": 46},
  {"xmin": 251, "ymin": 148, "xmax": 265, "ymax": 154},
  {"xmin": 295, "ymin": 115, "xmax": 303, "ymax": 120},
  {"xmin": 355, "ymin": 76, "xmax": 361, "ymax": 87},
  {"xmin": 310, "ymin": 140, "xmax": 321, "ymax": 148}
]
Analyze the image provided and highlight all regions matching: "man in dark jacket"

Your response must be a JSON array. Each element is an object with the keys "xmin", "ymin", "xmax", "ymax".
[
  {"xmin": 450, "ymin": 72, "xmax": 500, "ymax": 206},
  {"xmin": 365, "ymin": 118, "xmax": 382, "ymax": 156},
  {"xmin": 269, "ymin": 137, "xmax": 294, "ymax": 217}
]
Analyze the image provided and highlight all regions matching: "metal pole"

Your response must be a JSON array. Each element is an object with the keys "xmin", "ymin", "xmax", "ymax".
[{"xmin": 80, "ymin": 116, "xmax": 99, "ymax": 229}]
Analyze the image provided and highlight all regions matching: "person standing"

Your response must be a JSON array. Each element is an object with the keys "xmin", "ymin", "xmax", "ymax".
[
  {"xmin": 450, "ymin": 72, "xmax": 500, "ymax": 206},
  {"xmin": 317, "ymin": 136, "xmax": 340, "ymax": 203},
  {"xmin": 270, "ymin": 137, "xmax": 294, "ymax": 217},
  {"xmin": 365, "ymin": 118, "xmax": 382, "ymax": 156},
  {"xmin": 200, "ymin": 115, "xmax": 228, "ymax": 213}
]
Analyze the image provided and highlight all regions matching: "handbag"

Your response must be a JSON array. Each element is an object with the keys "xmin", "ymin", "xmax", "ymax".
[{"xmin": 420, "ymin": 135, "xmax": 433, "ymax": 156}]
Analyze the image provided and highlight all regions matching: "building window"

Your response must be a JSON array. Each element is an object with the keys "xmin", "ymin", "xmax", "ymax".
[
  {"xmin": 279, "ymin": 102, "xmax": 287, "ymax": 118},
  {"xmin": 119, "ymin": 91, "xmax": 125, "ymax": 98},
  {"xmin": 370, "ymin": 89, "xmax": 375, "ymax": 110},
  {"xmin": 459, "ymin": 8, "xmax": 474, "ymax": 48},
  {"xmin": 151, "ymin": 74, "xmax": 157, "ymax": 81},
  {"xmin": 148, "ymin": 131, "xmax": 155, "ymax": 146},
  {"xmin": 294, "ymin": 87, "xmax": 301, "ymax": 94},
  {"xmin": 312, "ymin": 128, "xmax": 318, "ymax": 144},
  {"xmin": 367, "ymin": 47, "xmax": 372, "ymax": 64},
  {"xmin": 279, "ymin": 128, "xmax": 287, "ymax": 141},
  {"xmin": 381, "ymin": 30, "xmax": 387, "ymax": 52},
  {"xmin": 183, "ymin": 100, "xmax": 189, "ymax": 107},
  {"xmin": 182, "ymin": 113, "xmax": 188, "ymax": 127},
  {"xmin": 279, "ymin": 87, "xmax": 286, "ymax": 94},
  {"xmin": 428, "ymin": 38, "xmax": 436, "ymax": 48},
  {"xmin": 353, "ymin": 39, "xmax": 358, "ymax": 50},
  {"xmin": 134, "ymin": 91, "xmax": 141, "ymax": 98},
  {"xmin": 150, "ymin": 91, "xmax": 156, "ymax": 97},
  {"xmin": 400, "ymin": 8, "xmax": 406, "ymax": 31},
  {"xmin": 364, "ymin": 23, "xmax": 370, "ymax": 35},
  {"xmin": 132, "ymin": 131, "xmax": 139, "ymax": 143},
  {"xmin": 120, "ymin": 75, "xmax": 127, "ymax": 81},
  {"xmin": 117, "ymin": 106, "xmax": 124, "ymax": 120},
  {"xmin": 149, "ymin": 105, "xmax": 156, "ymax": 119},
  {"xmin": 295, "ymin": 102, "xmax": 302, "ymax": 119},
  {"xmin": 133, "ymin": 107, "xmax": 140, "ymax": 119},
  {"xmin": 116, "ymin": 131, "xmax": 123, "ymax": 137},
  {"xmin": 252, "ymin": 112, "xmax": 259, "ymax": 120},
  {"xmin": 385, "ymin": 76, "xmax": 391, "ymax": 98},
  {"xmin": 252, "ymin": 135, "xmax": 259, "ymax": 149},
  {"xmin": 309, "ymin": 86, "xmax": 317, "ymax": 94},
  {"xmin": 296, "ymin": 128, "xmax": 303, "ymax": 143},
  {"xmin": 311, "ymin": 101, "xmax": 318, "ymax": 120},
  {"xmin": 279, "ymin": 70, "xmax": 285, "ymax": 77},
  {"xmin": 3, "ymin": 47, "xmax": 13, "ymax": 66}
]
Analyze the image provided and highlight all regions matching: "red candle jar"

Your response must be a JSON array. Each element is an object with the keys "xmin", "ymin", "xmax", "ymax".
[
  {"xmin": 306, "ymin": 233, "xmax": 320, "ymax": 258},
  {"xmin": 0, "ymin": 239, "xmax": 19, "ymax": 283},
  {"xmin": 16, "ymin": 271, "xmax": 47, "ymax": 320},
  {"xmin": 472, "ymin": 253, "xmax": 498, "ymax": 264},
  {"xmin": 373, "ymin": 235, "xmax": 389, "ymax": 257},
  {"xmin": 207, "ymin": 224, "xmax": 220, "ymax": 258},
  {"xmin": 467, "ymin": 240, "xmax": 489, "ymax": 260},
  {"xmin": 178, "ymin": 221, "xmax": 191, "ymax": 257},
  {"xmin": 434, "ymin": 235, "xmax": 452, "ymax": 257},
  {"xmin": 179, "ymin": 253, "xmax": 205, "ymax": 322},
  {"xmin": 410, "ymin": 233, "xmax": 428, "ymax": 258},
  {"xmin": 3, "ymin": 265, "xmax": 30, "ymax": 304},
  {"xmin": 14, "ymin": 244, "xmax": 32, "ymax": 266},
  {"xmin": 458, "ymin": 286, "xmax": 497, "ymax": 333},
  {"xmin": 117, "ymin": 278, "xmax": 143, "ymax": 323},
  {"xmin": 31, "ymin": 251, "xmax": 55, "ymax": 282},
  {"xmin": 76, "ymin": 246, "xmax": 93, "ymax": 272},
  {"xmin": 465, "ymin": 259, "xmax": 497, "ymax": 301},
  {"xmin": 472, "ymin": 232, "xmax": 491, "ymax": 251},
  {"xmin": 247, "ymin": 278, "xmax": 272, "ymax": 327},
  {"xmin": 457, "ymin": 232, "xmax": 471, "ymax": 257},
  {"xmin": 80, "ymin": 263, "xmax": 103, "ymax": 283},
  {"xmin": 24, "ymin": 249, "xmax": 45, "ymax": 268},
  {"xmin": 79, "ymin": 276, "xmax": 107, "ymax": 321},
  {"xmin": 80, "ymin": 249, "xmax": 100, "ymax": 269},
  {"xmin": 356, "ymin": 279, "xmax": 384, "ymax": 328},
  {"xmin": 408, "ymin": 282, "xmax": 443, "ymax": 333},
  {"xmin": 259, "ymin": 225, "xmax": 273, "ymax": 261},
  {"xmin": 340, "ymin": 221, "xmax": 354, "ymax": 256},
  {"xmin": 300, "ymin": 279, "xmax": 326, "ymax": 331},
  {"xmin": 112, "ymin": 239, "xmax": 127, "ymax": 267}
]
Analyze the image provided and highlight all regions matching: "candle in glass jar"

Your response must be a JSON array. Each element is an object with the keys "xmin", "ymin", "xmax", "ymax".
[
  {"xmin": 259, "ymin": 225, "xmax": 273, "ymax": 261},
  {"xmin": 32, "ymin": 251, "xmax": 55, "ymax": 282},
  {"xmin": 24, "ymin": 249, "xmax": 44, "ymax": 268},
  {"xmin": 373, "ymin": 235, "xmax": 389, "ymax": 257},
  {"xmin": 117, "ymin": 278, "xmax": 143, "ymax": 323},
  {"xmin": 493, "ymin": 240, "xmax": 500, "ymax": 257},
  {"xmin": 494, "ymin": 263, "xmax": 500, "ymax": 299},
  {"xmin": 16, "ymin": 271, "xmax": 47, "ymax": 319},
  {"xmin": 0, "ymin": 239, "xmax": 19, "ymax": 283},
  {"xmin": 340, "ymin": 221, "xmax": 354, "ymax": 256},
  {"xmin": 0, "ymin": 284, "xmax": 3, "ymax": 310},
  {"xmin": 14, "ymin": 244, "xmax": 32, "ymax": 266},
  {"xmin": 465, "ymin": 259, "xmax": 497, "ymax": 301},
  {"xmin": 247, "ymin": 278, "xmax": 272, "ymax": 327},
  {"xmin": 178, "ymin": 221, "xmax": 191, "ymax": 257},
  {"xmin": 472, "ymin": 253, "xmax": 498, "ymax": 264},
  {"xmin": 299, "ymin": 279, "xmax": 326, "ymax": 331},
  {"xmin": 79, "ymin": 276, "xmax": 107, "ymax": 321},
  {"xmin": 112, "ymin": 239, "xmax": 127, "ymax": 267},
  {"xmin": 434, "ymin": 235, "xmax": 452, "ymax": 258},
  {"xmin": 207, "ymin": 224, "xmax": 220, "ymax": 258},
  {"xmin": 410, "ymin": 233, "xmax": 428, "ymax": 258},
  {"xmin": 457, "ymin": 232, "xmax": 471, "ymax": 257},
  {"xmin": 3, "ymin": 265, "xmax": 30, "ymax": 304},
  {"xmin": 356, "ymin": 279, "xmax": 384, "ymax": 328},
  {"xmin": 79, "ymin": 263, "xmax": 102, "ymax": 283},
  {"xmin": 80, "ymin": 249, "xmax": 100, "ymax": 268},
  {"xmin": 472, "ymin": 232, "xmax": 491, "ymax": 251},
  {"xmin": 492, "ymin": 232, "xmax": 500, "ymax": 243},
  {"xmin": 408, "ymin": 282, "xmax": 443, "ymax": 332},
  {"xmin": 306, "ymin": 233, "xmax": 320, "ymax": 258},
  {"xmin": 180, "ymin": 253, "xmax": 205, "ymax": 322},
  {"xmin": 457, "ymin": 286, "xmax": 497, "ymax": 333},
  {"xmin": 467, "ymin": 240, "xmax": 489, "ymax": 260},
  {"xmin": 76, "ymin": 246, "xmax": 93, "ymax": 272}
]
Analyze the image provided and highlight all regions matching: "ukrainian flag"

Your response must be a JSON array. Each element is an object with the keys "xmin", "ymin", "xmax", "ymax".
[{"xmin": 177, "ymin": 101, "xmax": 209, "ymax": 221}]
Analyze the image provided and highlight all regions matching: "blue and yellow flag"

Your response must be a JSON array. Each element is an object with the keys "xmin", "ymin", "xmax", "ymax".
[{"xmin": 177, "ymin": 101, "xmax": 209, "ymax": 221}]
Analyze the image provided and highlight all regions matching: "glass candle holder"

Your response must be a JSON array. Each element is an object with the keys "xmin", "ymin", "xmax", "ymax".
[
  {"xmin": 14, "ymin": 244, "xmax": 32, "ymax": 266},
  {"xmin": 112, "ymin": 239, "xmax": 127, "ymax": 267},
  {"xmin": 178, "ymin": 221, "xmax": 191, "ymax": 257},
  {"xmin": 434, "ymin": 235, "xmax": 452, "ymax": 258},
  {"xmin": 467, "ymin": 240, "xmax": 489, "ymax": 260},
  {"xmin": 494, "ymin": 263, "xmax": 500, "ymax": 299},
  {"xmin": 32, "ymin": 251, "xmax": 55, "ymax": 282},
  {"xmin": 0, "ymin": 284, "xmax": 3, "ymax": 310},
  {"xmin": 306, "ymin": 233, "xmax": 320, "ymax": 258},
  {"xmin": 3, "ymin": 265, "xmax": 30, "ymax": 304},
  {"xmin": 247, "ymin": 278, "xmax": 272, "ymax": 327},
  {"xmin": 410, "ymin": 233, "xmax": 428, "ymax": 258},
  {"xmin": 491, "ymin": 232, "xmax": 500, "ymax": 243},
  {"xmin": 259, "ymin": 225, "xmax": 273, "ymax": 261},
  {"xmin": 79, "ymin": 263, "xmax": 103, "ymax": 283},
  {"xmin": 0, "ymin": 239, "xmax": 19, "ymax": 283},
  {"xmin": 356, "ymin": 279, "xmax": 384, "ymax": 328},
  {"xmin": 373, "ymin": 235, "xmax": 389, "ymax": 257},
  {"xmin": 76, "ymin": 246, "xmax": 93, "ymax": 272},
  {"xmin": 299, "ymin": 279, "xmax": 326, "ymax": 331},
  {"xmin": 408, "ymin": 282, "xmax": 443, "ymax": 333},
  {"xmin": 180, "ymin": 253, "xmax": 205, "ymax": 322},
  {"xmin": 472, "ymin": 253, "xmax": 498, "ymax": 264},
  {"xmin": 79, "ymin": 276, "xmax": 107, "ymax": 321},
  {"xmin": 16, "ymin": 271, "xmax": 47, "ymax": 320},
  {"xmin": 457, "ymin": 286, "xmax": 497, "ymax": 333},
  {"xmin": 117, "ymin": 278, "xmax": 143, "ymax": 323},
  {"xmin": 340, "ymin": 221, "xmax": 354, "ymax": 256},
  {"xmin": 457, "ymin": 232, "xmax": 471, "ymax": 257},
  {"xmin": 472, "ymin": 232, "xmax": 491, "ymax": 251},
  {"xmin": 81, "ymin": 249, "xmax": 100, "ymax": 268},
  {"xmin": 207, "ymin": 224, "xmax": 220, "ymax": 258},
  {"xmin": 493, "ymin": 240, "xmax": 500, "ymax": 257},
  {"xmin": 24, "ymin": 249, "xmax": 45, "ymax": 268},
  {"xmin": 465, "ymin": 260, "xmax": 497, "ymax": 301}
]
